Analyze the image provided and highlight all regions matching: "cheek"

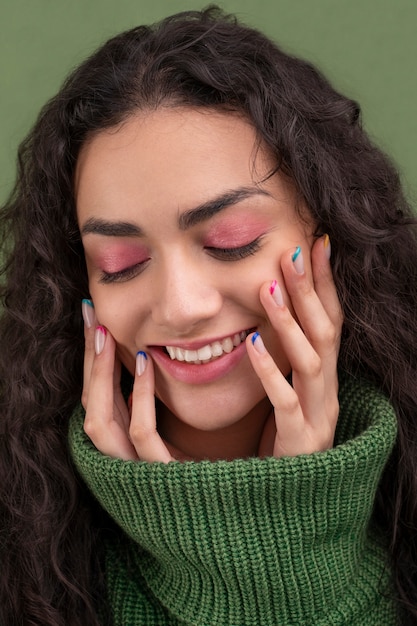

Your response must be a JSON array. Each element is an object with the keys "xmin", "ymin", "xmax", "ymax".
[
  {"xmin": 88, "ymin": 289, "xmax": 136, "ymax": 344},
  {"xmin": 236, "ymin": 256, "xmax": 286, "ymax": 309}
]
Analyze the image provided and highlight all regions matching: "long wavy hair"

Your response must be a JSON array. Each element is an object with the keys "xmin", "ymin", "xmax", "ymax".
[{"xmin": 1, "ymin": 6, "xmax": 417, "ymax": 624}]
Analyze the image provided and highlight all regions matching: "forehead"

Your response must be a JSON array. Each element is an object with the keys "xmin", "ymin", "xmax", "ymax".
[{"xmin": 75, "ymin": 108, "xmax": 277, "ymax": 219}]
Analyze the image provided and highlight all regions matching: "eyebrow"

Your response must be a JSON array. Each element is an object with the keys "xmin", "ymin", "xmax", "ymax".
[
  {"xmin": 80, "ymin": 219, "xmax": 143, "ymax": 237},
  {"xmin": 80, "ymin": 186, "xmax": 270, "ymax": 237},
  {"xmin": 178, "ymin": 186, "xmax": 271, "ymax": 230}
]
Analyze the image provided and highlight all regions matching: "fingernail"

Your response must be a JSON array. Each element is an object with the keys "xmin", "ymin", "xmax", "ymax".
[
  {"xmin": 251, "ymin": 332, "xmax": 266, "ymax": 355},
  {"xmin": 95, "ymin": 325, "xmax": 107, "ymax": 355},
  {"xmin": 136, "ymin": 351, "xmax": 148, "ymax": 376},
  {"xmin": 269, "ymin": 279, "xmax": 284, "ymax": 306},
  {"xmin": 81, "ymin": 299, "xmax": 94, "ymax": 328},
  {"xmin": 292, "ymin": 246, "xmax": 304, "ymax": 274},
  {"xmin": 323, "ymin": 234, "xmax": 331, "ymax": 260}
]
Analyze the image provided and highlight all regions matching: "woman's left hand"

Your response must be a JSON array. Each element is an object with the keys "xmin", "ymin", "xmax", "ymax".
[{"xmin": 247, "ymin": 235, "xmax": 343, "ymax": 458}]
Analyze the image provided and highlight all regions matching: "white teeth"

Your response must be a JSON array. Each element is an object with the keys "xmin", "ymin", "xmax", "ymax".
[
  {"xmin": 197, "ymin": 345, "xmax": 212, "ymax": 361},
  {"xmin": 221, "ymin": 337, "xmax": 234, "ymax": 353},
  {"xmin": 165, "ymin": 330, "xmax": 249, "ymax": 365},
  {"xmin": 211, "ymin": 341, "xmax": 223, "ymax": 357},
  {"xmin": 174, "ymin": 347, "xmax": 185, "ymax": 361}
]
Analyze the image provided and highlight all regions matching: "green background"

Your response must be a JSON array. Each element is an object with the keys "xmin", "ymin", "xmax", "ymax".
[{"xmin": 1, "ymin": 0, "xmax": 416, "ymax": 204}]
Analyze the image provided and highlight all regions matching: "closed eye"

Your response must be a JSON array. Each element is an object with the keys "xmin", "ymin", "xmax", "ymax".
[
  {"xmin": 205, "ymin": 237, "xmax": 263, "ymax": 261},
  {"xmin": 99, "ymin": 260, "xmax": 150, "ymax": 284}
]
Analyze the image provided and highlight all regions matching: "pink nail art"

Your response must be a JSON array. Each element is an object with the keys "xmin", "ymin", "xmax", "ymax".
[
  {"xmin": 270, "ymin": 279, "xmax": 284, "ymax": 306},
  {"xmin": 95, "ymin": 326, "xmax": 107, "ymax": 355}
]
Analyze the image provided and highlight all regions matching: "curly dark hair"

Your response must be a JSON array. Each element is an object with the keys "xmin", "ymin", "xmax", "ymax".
[{"xmin": 1, "ymin": 6, "xmax": 417, "ymax": 624}]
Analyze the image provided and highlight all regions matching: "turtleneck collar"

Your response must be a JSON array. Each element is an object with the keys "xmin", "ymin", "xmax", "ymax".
[{"xmin": 69, "ymin": 373, "xmax": 397, "ymax": 625}]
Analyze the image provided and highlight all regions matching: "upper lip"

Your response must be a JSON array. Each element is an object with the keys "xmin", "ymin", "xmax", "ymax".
[{"xmin": 148, "ymin": 327, "xmax": 255, "ymax": 351}]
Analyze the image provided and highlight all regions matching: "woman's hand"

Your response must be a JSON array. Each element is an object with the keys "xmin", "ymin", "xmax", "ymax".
[
  {"xmin": 247, "ymin": 235, "xmax": 343, "ymax": 458},
  {"xmin": 81, "ymin": 302, "xmax": 172, "ymax": 463}
]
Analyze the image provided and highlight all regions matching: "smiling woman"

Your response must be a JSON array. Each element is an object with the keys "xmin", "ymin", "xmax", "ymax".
[
  {"xmin": 1, "ymin": 6, "xmax": 417, "ymax": 626},
  {"xmin": 77, "ymin": 109, "xmax": 322, "ymax": 459}
]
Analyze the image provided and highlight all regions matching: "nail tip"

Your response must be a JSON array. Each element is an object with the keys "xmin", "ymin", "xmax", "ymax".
[
  {"xmin": 323, "ymin": 234, "xmax": 331, "ymax": 259},
  {"xmin": 291, "ymin": 246, "xmax": 301, "ymax": 262}
]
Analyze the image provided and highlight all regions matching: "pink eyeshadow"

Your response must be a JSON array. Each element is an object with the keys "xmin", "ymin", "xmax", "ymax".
[
  {"xmin": 95, "ymin": 243, "xmax": 149, "ymax": 273},
  {"xmin": 204, "ymin": 216, "xmax": 269, "ymax": 247}
]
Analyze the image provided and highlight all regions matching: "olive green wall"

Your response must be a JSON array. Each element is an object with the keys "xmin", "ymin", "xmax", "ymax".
[{"xmin": 1, "ymin": 0, "xmax": 416, "ymax": 204}]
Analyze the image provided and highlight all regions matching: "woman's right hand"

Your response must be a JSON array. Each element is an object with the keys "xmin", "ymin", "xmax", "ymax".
[{"xmin": 81, "ymin": 301, "xmax": 172, "ymax": 463}]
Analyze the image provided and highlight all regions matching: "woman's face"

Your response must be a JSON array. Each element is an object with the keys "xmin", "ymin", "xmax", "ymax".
[{"xmin": 76, "ymin": 108, "xmax": 314, "ymax": 438}]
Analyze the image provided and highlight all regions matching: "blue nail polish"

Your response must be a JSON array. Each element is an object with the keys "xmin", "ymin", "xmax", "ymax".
[
  {"xmin": 136, "ymin": 351, "xmax": 148, "ymax": 376},
  {"xmin": 82, "ymin": 298, "xmax": 94, "ymax": 308},
  {"xmin": 251, "ymin": 332, "xmax": 260, "ymax": 345},
  {"xmin": 251, "ymin": 331, "xmax": 266, "ymax": 354},
  {"xmin": 292, "ymin": 246, "xmax": 304, "ymax": 274},
  {"xmin": 291, "ymin": 246, "xmax": 301, "ymax": 263}
]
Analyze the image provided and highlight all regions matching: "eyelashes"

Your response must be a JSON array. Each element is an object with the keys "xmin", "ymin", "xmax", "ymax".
[
  {"xmin": 98, "ymin": 236, "xmax": 264, "ymax": 284},
  {"xmin": 205, "ymin": 237, "xmax": 262, "ymax": 261},
  {"xmin": 99, "ymin": 260, "xmax": 150, "ymax": 284}
]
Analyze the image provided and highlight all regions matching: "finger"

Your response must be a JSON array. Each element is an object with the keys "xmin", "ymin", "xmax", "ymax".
[
  {"xmin": 278, "ymin": 243, "xmax": 340, "ymax": 413},
  {"xmin": 247, "ymin": 332, "xmax": 330, "ymax": 456},
  {"xmin": 83, "ymin": 326, "xmax": 138, "ymax": 461},
  {"xmin": 281, "ymin": 236, "xmax": 343, "ymax": 404},
  {"xmin": 279, "ymin": 244, "xmax": 340, "ymax": 360},
  {"xmin": 256, "ymin": 290, "xmax": 329, "ymax": 430},
  {"xmin": 259, "ymin": 269, "xmax": 339, "ymax": 430},
  {"xmin": 246, "ymin": 331, "xmax": 304, "ymax": 432},
  {"xmin": 310, "ymin": 235, "xmax": 343, "ymax": 333},
  {"xmin": 81, "ymin": 298, "xmax": 96, "ymax": 410},
  {"xmin": 129, "ymin": 351, "xmax": 173, "ymax": 463}
]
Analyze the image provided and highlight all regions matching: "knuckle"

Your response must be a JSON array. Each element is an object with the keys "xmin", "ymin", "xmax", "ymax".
[
  {"xmin": 279, "ymin": 390, "xmax": 299, "ymax": 414},
  {"xmin": 322, "ymin": 322, "xmax": 338, "ymax": 346},
  {"xmin": 306, "ymin": 353, "xmax": 322, "ymax": 378},
  {"xmin": 83, "ymin": 415, "xmax": 99, "ymax": 441},
  {"xmin": 311, "ymin": 321, "xmax": 338, "ymax": 350},
  {"xmin": 129, "ymin": 423, "xmax": 156, "ymax": 446},
  {"xmin": 81, "ymin": 389, "xmax": 88, "ymax": 411}
]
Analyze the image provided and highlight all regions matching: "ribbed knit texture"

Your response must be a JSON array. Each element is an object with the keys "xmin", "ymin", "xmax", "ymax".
[{"xmin": 69, "ymin": 373, "xmax": 399, "ymax": 625}]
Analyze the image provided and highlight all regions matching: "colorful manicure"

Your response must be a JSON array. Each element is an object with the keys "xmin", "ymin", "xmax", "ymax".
[
  {"xmin": 136, "ymin": 350, "xmax": 148, "ymax": 376},
  {"xmin": 81, "ymin": 299, "xmax": 95, "ymax": 328},
  {"xmin": 292, "ymin": 246, "xmax": 304, "ymax": 274},
  {"xmin": 94, "ymin": 325, "xmax": 107, "ymax": 355},
  {"xmin": 323, "ymin": 234, "xmax": 331, "ymax": 260},
  {"xmin": 251, "ymin": 332, "xmax": 266, "ymax": 354},
  {"xmin": 270, "ymin": 279, "xmax": 284, "ymax": 306}
]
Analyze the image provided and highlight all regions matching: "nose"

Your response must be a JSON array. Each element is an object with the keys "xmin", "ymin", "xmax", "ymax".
[{"xmin": 151, "ymin": 254, "xmax": 223, "ymax": 334}]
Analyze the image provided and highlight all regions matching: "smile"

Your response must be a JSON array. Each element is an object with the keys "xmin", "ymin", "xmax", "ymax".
[{"xmin": 165, "ymin": 330, "xmax": 250, "ymax": 365}]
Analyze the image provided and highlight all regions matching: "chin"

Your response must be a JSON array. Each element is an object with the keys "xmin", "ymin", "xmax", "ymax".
[{"xmin": 156, "ymin": 374, "xmax": 268, "ymax": 432}]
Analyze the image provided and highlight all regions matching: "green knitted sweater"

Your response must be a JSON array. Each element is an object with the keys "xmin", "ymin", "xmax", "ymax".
[{"xmin": 69, "ymin": 373, "xmax": 399, "ymax": 625}]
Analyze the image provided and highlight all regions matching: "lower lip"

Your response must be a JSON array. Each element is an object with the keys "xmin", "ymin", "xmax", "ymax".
[{"xmin": 149, "ymin": 340, "xmax": 248, "ymax": 385}]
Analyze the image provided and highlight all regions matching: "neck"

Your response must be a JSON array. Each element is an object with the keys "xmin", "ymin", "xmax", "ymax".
[{"xmin": 157, "ymin": 397, "xmax": 273, "ymax": 461}]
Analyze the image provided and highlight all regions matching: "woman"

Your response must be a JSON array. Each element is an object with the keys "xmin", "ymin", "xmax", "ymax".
[{"xmin": 1, "ymin": 7, "xmax": 416, "ymax": 625}]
